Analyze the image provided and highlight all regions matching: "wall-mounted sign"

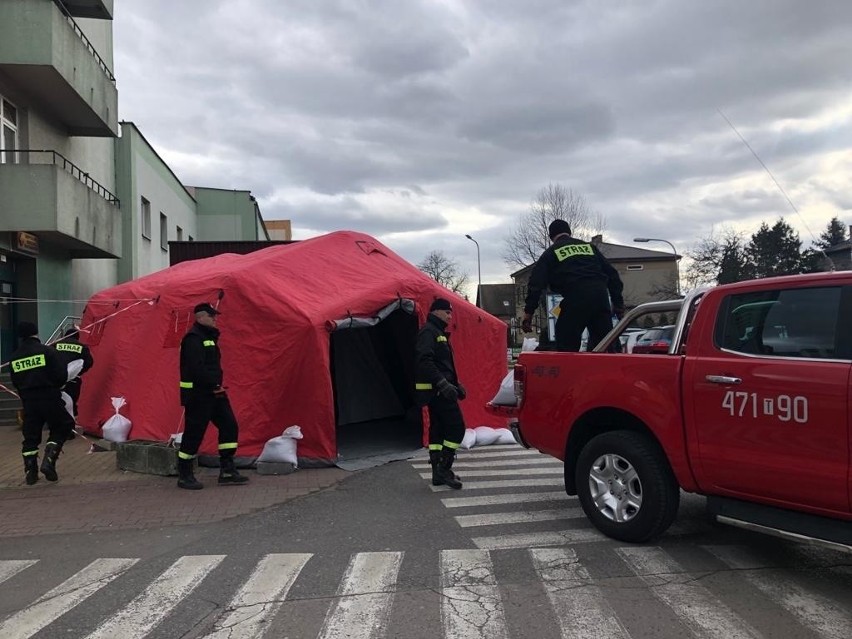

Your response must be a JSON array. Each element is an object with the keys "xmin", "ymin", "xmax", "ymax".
[{"xmin": 15, "ymin": 232, "xmax": 39, "ymax": 254}]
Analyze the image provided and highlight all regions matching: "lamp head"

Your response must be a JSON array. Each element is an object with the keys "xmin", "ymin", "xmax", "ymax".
[{"xmin": 633, "ymin": 238, "xmax": 650, "ymax": 242}]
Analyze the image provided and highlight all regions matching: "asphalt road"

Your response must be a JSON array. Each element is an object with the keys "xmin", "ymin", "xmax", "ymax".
[{"xmin": 1, "ymin": 446, "xmax": 851, "ymax": 638}]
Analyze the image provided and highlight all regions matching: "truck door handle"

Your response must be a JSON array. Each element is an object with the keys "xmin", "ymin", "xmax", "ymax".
[{"xmin": 705, "ymin": 375, "xmax": 742, "ymax": 385}]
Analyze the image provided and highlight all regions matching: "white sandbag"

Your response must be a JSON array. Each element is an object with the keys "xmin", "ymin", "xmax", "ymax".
[
  {"xmin": 61, "ymin": 391, "xmax": 74, "ymax": 419},
  {"xmin": 459, "ymin": 428, "xmax": 477, "ymax": 450},
  {"xmin": 490, "ymin": 370, "xmax": 516, "ymax": 406},
  {"xmin": 522, "ymin": 337, "xmax": 539, "ymax": 352},
  {"xmin": 495, "ymin": 428, "xmax": 516, "ymax": 445},
  {"xmin": 474, "ymin": 426, "xmax": 500, "ymax": 447},
  {"xmin": 257, "ymin": 425, "xmax": 303, "ymax": 466},
  {"xmin": 102, "ymin": 396, "xmax": 132, "ymax": 443},
  {"xmin": 66, "ymin": 359, "xmax": 84, "ymax": 382}
]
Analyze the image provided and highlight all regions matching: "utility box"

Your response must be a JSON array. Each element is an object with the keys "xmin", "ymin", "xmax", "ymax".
[{"xmin": 116, "ymin": 441, "xmax": 180, "ymax": 476}]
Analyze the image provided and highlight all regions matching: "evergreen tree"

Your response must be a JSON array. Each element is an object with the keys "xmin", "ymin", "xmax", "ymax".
[
  {"xmin": 815, "ymin": 217, "xmax": 848, "ymax": 249},
  {"xmin": 746, "ymin": 219, "xmax": 801, "ymax": 278}
]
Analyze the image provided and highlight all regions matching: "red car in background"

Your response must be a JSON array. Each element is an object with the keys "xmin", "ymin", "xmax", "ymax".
[{"xmin": 631, "ymin": 325, "xmax": 675, "ymax": 354}]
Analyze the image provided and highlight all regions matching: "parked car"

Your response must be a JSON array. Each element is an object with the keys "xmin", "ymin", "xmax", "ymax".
[
  {"xmin": 632, "ymin": 325, "xmax": 674, "ymax": 354},
  {"xmin": 623, "ymin": 328, "xmax": 647, "ymax": 353}
]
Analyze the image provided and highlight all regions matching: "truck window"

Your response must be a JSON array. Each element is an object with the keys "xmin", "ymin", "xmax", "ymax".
[{"xmin": 715, "ymin": 286, "xmax": 842, "ymax": 359}]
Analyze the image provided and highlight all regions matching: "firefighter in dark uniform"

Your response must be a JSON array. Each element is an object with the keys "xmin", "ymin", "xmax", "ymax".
[
  {"xmin": 176, "ymin": 302, "xmax": 248, "ymax": 490},
  {"xmin": 55, "ymin": 327, "xmax": 94, "ymax": 418},
  {"xmin": 414, "ymin": 298, "xmax": 465, "ymax": 490},
  {"xmin": 9, "ymin": 321, "xmax": 75, "ymax": 485},
  {"xmin": 522, "ymin": 219, "xmax": 625, "ymax": 352}
]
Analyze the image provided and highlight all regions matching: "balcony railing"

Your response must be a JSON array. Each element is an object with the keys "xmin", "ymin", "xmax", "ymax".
[
  {"xmin": 1, "ymin": 149, "xmax": 120, "ymax": 206},
  {"xmin": 53, "ymin": 0, "xmax": 115, "ymax": 83}
]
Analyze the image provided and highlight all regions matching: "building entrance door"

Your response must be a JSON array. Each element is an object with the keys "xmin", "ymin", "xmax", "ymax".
[{"xmin": 0, "ymin": 260, "xmax": 16, "ymax": 363}]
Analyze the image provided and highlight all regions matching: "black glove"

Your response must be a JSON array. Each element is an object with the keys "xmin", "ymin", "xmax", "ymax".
[
  {"xmin": 521, "ymin": 314, "xmax": 532, "ymax": 333},
  {"xmin": 456, "ymin": 383, "xmax": 467, "ymax": 400},
  {"xmin": 436, "ymin": 378, "xmax": 459, "ymax": 401}
]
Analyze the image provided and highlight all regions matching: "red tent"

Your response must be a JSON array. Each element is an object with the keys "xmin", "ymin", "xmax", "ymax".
[{"xmin": 78, "ymin": 231, "xmax": 508, "ymax": 463}]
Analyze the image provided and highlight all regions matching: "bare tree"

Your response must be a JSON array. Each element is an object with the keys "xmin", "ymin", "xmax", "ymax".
[
  {"xmin": 417, "ymin": 250, "xmax": 470, "ymax": 294},
  {"xmin": 685, "ymin": 226, "xmax": 750, "ymax": 288},
  {"xmin": 502, "ymin": 184, "xmax": 607, "ymax": 270}
]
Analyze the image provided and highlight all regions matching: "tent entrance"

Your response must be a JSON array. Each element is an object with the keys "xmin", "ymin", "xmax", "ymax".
[{"xmin": 330, "ymin": 300, "xmax": 422, "ymax": 470}]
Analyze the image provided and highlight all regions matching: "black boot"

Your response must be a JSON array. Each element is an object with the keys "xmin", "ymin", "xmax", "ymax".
[
  {"xmin": 40, "ymin": 442, "xmax": 61, "ymax": 482},
  {"xmin": 440, "ymin": 449, "xmax": 462, "ymax": 490},
  {"xmin": 429, "ymin": 450, "xmax": 444, "ymax": 486},
  {"xmin": 218, "ymin": 455, "xmax": 249, "ymax": 485},
  {"xmin": 177, "ymin": 458, "xmax": 203, "ymax": 490},
  {"xmin": 24, "ymin": 455, "xmax": 39, "ymax": 486}
]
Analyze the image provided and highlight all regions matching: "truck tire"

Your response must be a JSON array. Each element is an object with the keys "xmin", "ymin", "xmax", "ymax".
[{"xmin": 575, "ymin": 431, "xmax": 679, "ymax": 543}]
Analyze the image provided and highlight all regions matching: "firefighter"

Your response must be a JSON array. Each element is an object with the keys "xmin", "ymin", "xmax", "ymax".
[
  {"xmin": 414, "ymin": 298, "xmax": 466, "ymax": 490},
  {"xmin": 55, "ymin": 326, "xmax": 94, "ymax": 418},
  {"xmin": 522, "ymin": 219, "xmax": 625, "ymax": 352},
  {"xmin": 9, "ymin": 321, "xmax": 75, "ymax": 485},
  {"xmin": 176, "ymin": 302, "xmax": 248, "ymax": 490}
]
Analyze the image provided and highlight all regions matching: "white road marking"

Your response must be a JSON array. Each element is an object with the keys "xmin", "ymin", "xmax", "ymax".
[
  {"xmin": 441, "ymin": 549, "xmax": 509, "ymax": 639},
  {"xmin": 0, "ymin": 558, "xmax": 138, "ymax": 639},
  {"xmin": 201, "ymin": 553, "xmax": 312, "ymax": 639},
  {"xmin": 318, "ymin": 551, "xmax": 402, "ymax": 639},
  {"xmin": 473, "ymin": 528, "xmax": 604, "ymax": 549},
  {"xmin": 412, "ymin": 457, "xmax": 559, "ymax": 469},
  {"xmin": 704, "ymin": 545, "xmax": 852, "ymax": 639},
  {"xmin": 616, "ymin": 547, "xmax": 759, "ymax": 639},
  {"xmin": 442, "ymin": 491, "xmax": 571, "ymax": 508},
  {"xmin": 531, "ymin": 548, "xmax": 629, "ymax": 639},
  {"xmin": 455, "ymin": 448, "xmax": 539, "ymax": 458},
  {"xmin": 0, "ymin": 560, "xmax": 37, "ymax": 585},
  {"xmin": 420, "ymin": 467, "xmax": 562, "ymax": 479},
  {"xmin": 455, "ymin": 508, "xmax": 585, "ymax": 528},
  {"xmin": 85, "ymin": 555, "xmax": 225, "ymax": 639},
  {"xmin": 430, "ymin": 478, "xmax": 564, "ymax": 491}
]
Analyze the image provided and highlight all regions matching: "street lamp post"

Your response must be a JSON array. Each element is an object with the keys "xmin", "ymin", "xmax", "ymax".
[
  {"xmin": 465, "ymin": 234, "xmax": 481, "ymax": 307},
  {"xmin": 633, "ymin": 237, "xmax": 681, "ymax": 296}
]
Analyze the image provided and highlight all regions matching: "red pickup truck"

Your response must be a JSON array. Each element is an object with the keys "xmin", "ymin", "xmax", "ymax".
[{"xmin": 492, "ymin": 272, "xmax": 851, "ymax": 545}]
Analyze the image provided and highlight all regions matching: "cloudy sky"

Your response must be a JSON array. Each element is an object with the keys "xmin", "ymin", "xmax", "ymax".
[{"xmin": 113, "ymin": 0, "xmax": 852, "ymax": 294}]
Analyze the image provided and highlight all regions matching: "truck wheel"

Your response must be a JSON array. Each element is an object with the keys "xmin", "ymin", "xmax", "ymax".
[{"xmin": 575, "ymin": 431, "xmax": 679, "ymax": 543}]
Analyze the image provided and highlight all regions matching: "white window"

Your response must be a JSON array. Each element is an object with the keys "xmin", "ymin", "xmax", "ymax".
[
  {"xmin": 626, "ymin": 264, "xmax": 644, "ymax": 271},
  {"xmin": 141, "ymin": 197, "xmax": 151, "ymax": 239},
  {"xmin": 176, "ymin": 226, "xmax": 183, "ymax": 241},
  {"xmin": 1, "ymin": 96, "xmax": 19, "ymax": 165},
  {"xmin": 160, "ymin": 212, "xmax": 168, "ymax": 250}
]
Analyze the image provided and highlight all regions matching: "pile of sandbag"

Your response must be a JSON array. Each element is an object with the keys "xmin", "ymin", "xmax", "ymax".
[
  {"xmin": 459, "ymin": 425, "xmax": 516, "ymax": 449},
  {"xmin": 490, "ymin": 337, "xmax": 538, "ymax": 406}
]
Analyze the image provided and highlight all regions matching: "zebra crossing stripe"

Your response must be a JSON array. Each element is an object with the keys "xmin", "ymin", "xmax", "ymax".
[
  {"xmin": 704, "ymin": 545, "xmax": 852, "ymax": 639},
  {"xmin": 84, "ymin": 555, "xmax": 225, "ymax": 639},
  {"xmin": 0, "ymin": 560, "xmax": 37, "ymax": 585},
  {"xmin": 455, "ymin": 507, "xmax": 586, "ymax": 528},
  {"xmin": 318, "ymin": 551, "xmax": 402, "ymax": 639},
  {"xmin": 420, "ymin": 467, "xmax": 562, "ymax": 479},
  {"xmin": 431, "ymin": 478, "xmax": 564, "ymax": 491},
  {"xmin": 201, "ymin": 553, "xmax": 312, "ymax": 639},
  {"xmin": 442, "ymin": 491, "xmax": 570, "ymax": 508},
  {"xmin": 455, "ymin": 448, "xmax": 539, "ymax": 458},
  {"xmin": 616, "ymin": 547, "xmax": 759, "ymax": 639},
  {"xmin": 531, "ymin": 548, "xmax": 629, "ymax": 639},
  {"xmin": 441, "ymin": 549, "xmax": 509, "ymax": 639},
  {"xmin": 0, "ymin": 558, "xmax": 138, "ymax": 639},
  {"xmin": 412, "ymin": 458, "xmax": 559, "ymax": 469},
  {"xmin": 473, "ymin": 528, "xmax": 604, "ymax": 550}
]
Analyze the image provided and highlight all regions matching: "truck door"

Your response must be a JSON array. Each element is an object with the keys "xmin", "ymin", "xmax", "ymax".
[{"xmin": 684, "ymin": 284, "xmax": 851, "ymax": 514}]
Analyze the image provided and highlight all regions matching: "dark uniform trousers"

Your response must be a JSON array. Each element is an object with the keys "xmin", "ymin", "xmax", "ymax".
[
  {"xmin": 427, "ymin": 395, "xmax": 465, "ymax": 450},
  {"xmin": 21, "ymin": 390, "xmax": 74, "ymax": 455},
  {"xmin": 179, "ymin": 393, "xmax": 240, "ymax": 459},
  {"xmin": 556, "ymin": 285, "xmax": 614, "ymax": 352}
]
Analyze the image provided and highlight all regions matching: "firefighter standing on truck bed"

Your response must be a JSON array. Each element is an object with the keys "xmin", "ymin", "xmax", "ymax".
[
  {"xmin": 522, "ymin": 219, "xmax": 625, "ymax": 352},
  {"xmin": 414, "ymin": 297, "xmax": 466, "ymax": 490},
  {"xmin": 176, "ymin": 302, "xmax": 248, "ymax": 490}
]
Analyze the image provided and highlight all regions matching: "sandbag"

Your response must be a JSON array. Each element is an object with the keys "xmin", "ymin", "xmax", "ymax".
[
  {"xmin": 490, "ymin": 370, "xmax": 516, "ymax": 406},
  {"xmin": 459, "ymin": 428, "xmax": 477, "ymax": 450},
  {"xmin": 495, "ymin": 428, "xmax": 516, "ymax": 445},
  {"xmin": 474, "ymin": 426, "xmax": 500, "ymax": 447},
  {"xmin": 102, "ymin": 396, "xmax": 132, "ymax": 443},
  {"xmin": 61, "ymin": 391, "xmax": 74, "ymax": 419},
  {"xmin": 66, "ymin": 359, "xmax": 84, "ymax": 382},
  {"xmin": 257, "ymin": 425, "xmax": 303, "ymax": 466}
]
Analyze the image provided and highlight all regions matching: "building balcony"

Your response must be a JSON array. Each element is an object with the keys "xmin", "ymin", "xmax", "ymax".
[
  {"xmin": 0, "ymin": 150, "xmax": 121, "ymax": 258},
  {"xmin": 62, "ymin": 0, "xmax": 113, "ymax": 20},
  {"xmin": 0, "ymin": 0, "xmax": 117, "ymax": 136}
]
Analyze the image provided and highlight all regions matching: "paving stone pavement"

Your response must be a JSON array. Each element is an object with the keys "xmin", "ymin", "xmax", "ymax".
[{"xmin": 0, "ymin": 426, "xmax": 350, "ymax": 537}]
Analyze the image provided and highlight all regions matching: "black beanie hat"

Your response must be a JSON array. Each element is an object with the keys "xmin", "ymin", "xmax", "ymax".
[
  {"xmin": 548, "ymin": 219, "xmax": 572, "ymax": 240},
  {"xmin": 17, "ymin": 321, "xmax": 38, "ymax": 338},
  {"xmin": 429, "ymin": 298, "xmax": 452, "ymax": 312}
]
